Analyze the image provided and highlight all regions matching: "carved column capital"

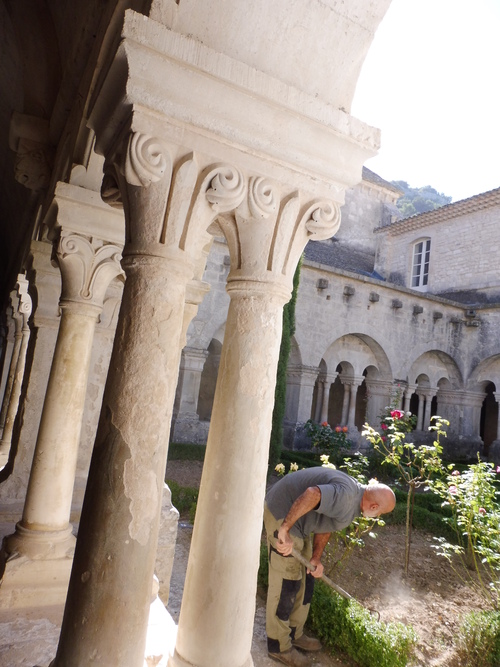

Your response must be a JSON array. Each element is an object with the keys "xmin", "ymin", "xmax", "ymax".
[
  {"xmin": 54, "ymin": 231, "xmax": 124, "ymax": 313},
  {"xmin": 14, "ymin": 274, "xmax": 32, "ymax": 330},
  {"xmin": 9, "ymin": 112, "xmax": 54, "ymax": 191}
]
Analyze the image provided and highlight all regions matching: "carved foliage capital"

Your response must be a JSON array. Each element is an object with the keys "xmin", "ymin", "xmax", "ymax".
[
  {"xmin": 55, "ymin": 231, "xmax": 124, "ymax": 311},
  {"xmin": 15, "ymin": 275, "xmax": 32, "ymax": 330},
  {"xmin": 14, "ymin": 138, "xmax": 54, "ymax": 191},
  {"xmin": 121, "ymin": 132, "xmax": 170, "ymax": 187}
]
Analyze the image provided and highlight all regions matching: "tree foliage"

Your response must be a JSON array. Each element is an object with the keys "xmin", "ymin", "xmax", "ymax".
[
  {"xmin": 268, "ymin": 257, "xmax": 301, "ymax": 473},
  {"xmin": 392, "ymin": 180, "xmax": 452, "ymax": 219}
]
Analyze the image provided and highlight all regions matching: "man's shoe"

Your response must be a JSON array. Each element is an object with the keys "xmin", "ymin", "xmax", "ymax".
[
  {"xmin": 292, "ymin": 633, "xmax": 322, "ymax": 652},
  {"xmin": 268, "ymin": 647, "xmax": 309, "ymax": 666}
]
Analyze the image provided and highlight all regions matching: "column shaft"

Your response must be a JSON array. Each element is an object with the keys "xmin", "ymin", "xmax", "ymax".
[
  {"xmin": 347, "ymin": 384, "xmax": 359, "ymax": 428},
  {"xmin": 340, "ymin": 384, "xmax": 350, "ymax": 425},
  {"xmin": 172, "ymin": 287, "xmax": 287, "ymax": 667},
  {"xmin": 21, "ymin": 308, "xmax": 97, "ymax": 531},
  {"xmin": 320, "ymin": 380, "xmax": 331, "ymax": 423},
  {"xmin": 53, "ymin": 256, "xmax": 188, "ymax": 667}
]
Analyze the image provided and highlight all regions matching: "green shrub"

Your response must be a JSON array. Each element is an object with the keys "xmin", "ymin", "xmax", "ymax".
[
  {"xmin": 167, "ymin": 479, "xmax": 199, "ymax": 516},
  {"xmin": 455, "ymin": 610, "xmax": 500, "ymax": 667},
  {"xmin": 257, "ymin": 547, "xmax": 416, "ymax": 667},
  {"xmin": 168, "ymin": 443, "xmax": 206, "ymax": 461},
  {"xmin": 309, "ymin": 582, "xmax": 417, "ymax": 667},
  {"xmin": 279, "ymin": 450, "xmax": 322, "ymax": 468}
]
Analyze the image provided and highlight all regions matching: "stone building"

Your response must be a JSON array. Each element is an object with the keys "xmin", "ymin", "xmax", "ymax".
[
  {"xmin": 173, "ymin": 170, "xmax": 500, "ymax": 461},
  {"xmin": 0, "ymin": 1, "xmax": 397, "ymax": 666}
]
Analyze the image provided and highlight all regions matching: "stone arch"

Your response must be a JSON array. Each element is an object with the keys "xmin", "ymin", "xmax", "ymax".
[
  {"xmin": 408, "ymin": 351, "xmax": 463, "ymax": 433},
  {"xmin": 315, "ymin": 334, "xmax": 393, "ymax": 433},
  {"xmin": 468, "ymin": 355, "xmax": 500, "ymax": 454}
]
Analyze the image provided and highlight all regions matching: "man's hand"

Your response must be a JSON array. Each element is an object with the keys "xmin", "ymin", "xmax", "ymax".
[
  {"xmin": 307, "ymin": 556, "xmax": 324, "ymax": 579},
  {"xmin": 276, "ymin": 525, "xmax": 294, "ymax": 556}
]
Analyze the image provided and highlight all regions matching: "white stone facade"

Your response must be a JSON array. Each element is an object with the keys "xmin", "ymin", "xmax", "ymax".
[{"xmin": 173, "ymin": 175, "xmax": 500, "ymax": 462}]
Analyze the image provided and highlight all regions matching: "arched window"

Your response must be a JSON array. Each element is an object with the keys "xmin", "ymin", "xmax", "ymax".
[{"xmin": 411, "ymin": 238, "xmax": 431, "ymax": 291}]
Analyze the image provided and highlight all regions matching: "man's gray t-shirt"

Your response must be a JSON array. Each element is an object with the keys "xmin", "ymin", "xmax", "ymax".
[{"xmin": 265, "ymin": 467, "xmax": 365, "ymax": 538}]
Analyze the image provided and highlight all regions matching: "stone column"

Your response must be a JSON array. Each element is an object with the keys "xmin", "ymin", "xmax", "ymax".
[
  {"xmin": 340, "ymin": 381, "xmax": 350, "ymax": 425},
  {"xmin": 314, "ymin": 380, "xmax": 324, "ymax": 422},
  {"xmin": 422, "ymin": 389, "xmax": 436, "ymax": 430},
  {"xmin": 3, "ymin": 227, "xmax": 123, "ymax": 564},
  {"xmin": 284, "ymin": 364, "xmax": 320, "ymax": 448},
  {"xmin": 495, "ymin": 392, "xmax": 500, "ymax": 441},
  {"xmin": 0, "ymin": 291, "xmax": 19, "ymax": 434},
  {"xmin": 171, "ymin": 182, "xmax": 342, "ymax": 667},
  {"xmin": 320, "ymin": 375, "xmax": 338, "ymax": 423},
  {"xmin": 0, "ymin": 275, "xmax": 32, "ymax": 464},
  {"xmin": 171, "ymin": 347, "xmax": 209, "ymax": 443},
  {"xmin": 416, "ymin": 393, "xmax": 426, "ymax": 431},
  {"xmin": 404, "ymin": 385, "xmax": 416, "ymax": 413},
  {"xmin": 51, "ymin": 141, "xmax": 227, "ymax": 667},
  {"xmin": 364, "ymin": 379, "xmax": 392, "ymax": 426},
  {"xmin": 346, "ymin": 379, "xmax": 362, "ymax": 429}
]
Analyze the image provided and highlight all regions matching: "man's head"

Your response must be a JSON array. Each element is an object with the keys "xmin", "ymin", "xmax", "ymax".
[{"xmin": 360, "ymin": 483, "xmax": 396, "ymax": 518}]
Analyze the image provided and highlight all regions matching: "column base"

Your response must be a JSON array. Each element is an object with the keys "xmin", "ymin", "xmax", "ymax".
[
  {"xmin": 168, "ymin": 648, "xmax": 254, "ymax": 667},
  {"xmin": 0, "ymin": 553, "xmax": 73, "ymax": 609},
  {"xmin": 3, "ymin": 522, "xmax": 76, "ymax": 560}
]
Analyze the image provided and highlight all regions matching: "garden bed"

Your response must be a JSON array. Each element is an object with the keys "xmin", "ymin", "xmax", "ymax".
[{"xmin": 165, "ymin": 458, "xmax": 492, "ymax": 666}]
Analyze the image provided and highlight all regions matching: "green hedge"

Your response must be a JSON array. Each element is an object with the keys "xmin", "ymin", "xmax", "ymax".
[
  {"xmin": 309, "ymin": 582, "xmax": 417, "ymax": 667},
  {"xmin": 168, "ymin": 443, "xmax": 206, "ymax": 461},
  {"xmin": 455, "ymin": 610, "xmax": 500, "ymax": 667},
  {"xmin": 258, "ymin": 543, "xmax": 416, "ymax": 667}
]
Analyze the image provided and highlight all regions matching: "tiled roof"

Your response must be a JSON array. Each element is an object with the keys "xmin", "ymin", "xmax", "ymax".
[
  {"xmin": 304, "ymin": 240, "xmax": 377, "ymax": 276},
  {"xmin": 362, "ymin": 167, "xmax": 404, "ymax": 196},
  {"xmin": 374, "ymin": 186, "xmax": 500, "ymax": 236}
]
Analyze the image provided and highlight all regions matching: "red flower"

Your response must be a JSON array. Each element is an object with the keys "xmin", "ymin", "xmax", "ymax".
[
  {"xmin": 342, "ymin": 426, "xmax": 348, "ymax": 433},
  {"xmin": 479, "ymin": 507, "xmax": 486, "ymax": 516},
  {"xmin": 381, "ymin": 423, "xmax": 388, "ymax": 430},
  {"xmin": 390, "ymin": 410, "xmax": 404, "ymax": 420},
  {"xmin": 496, "ymin": 466, "xmax": 500, "ymax": 474},
  {"xmin": 335, "ymin": 426, "xmax": 342, "ymax": 433},
  {"xmin": 321, "ymin": 422, "xmax": 329, "ymax": 427},
  {"xmin": 381, "ymin": 436, "xmax": 387, "ymax": 442},
  {"xmin": 451, "ymin": 470, "xmax": 460, "ymax": 476}
]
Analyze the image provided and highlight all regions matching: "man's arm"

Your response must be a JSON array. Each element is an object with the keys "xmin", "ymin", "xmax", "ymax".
[
  {"xmin": 308, "ymin": 532, "xmax": 331, "ymax": 578},
  {"xmin": 276, "ymin": 485, "xmax": 321, "ymax": 555}
]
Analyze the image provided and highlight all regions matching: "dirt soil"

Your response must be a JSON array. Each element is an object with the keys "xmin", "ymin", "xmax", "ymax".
[{"xmin": 165, "ymin": 460, "xmax": 487, "ymax": 667}]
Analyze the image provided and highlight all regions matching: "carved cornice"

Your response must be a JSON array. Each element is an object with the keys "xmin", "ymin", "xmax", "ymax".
[{"xmin": 88, "ymin": 11, "xmax": 378, "ymax": 202}]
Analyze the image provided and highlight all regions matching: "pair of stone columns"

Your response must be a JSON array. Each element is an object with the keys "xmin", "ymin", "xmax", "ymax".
[
  {"xmin": 0, "ymin": 275, "xmax": 32, "ymax": 467},
  {"xmin": 38, "ymin": 127, "xmax": 342, "ymax": 667}
]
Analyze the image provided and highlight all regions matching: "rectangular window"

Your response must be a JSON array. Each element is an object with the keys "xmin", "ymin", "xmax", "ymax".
[{"xmin": 411, "ymin": 239, "xmax": 431, "ymax": 290}]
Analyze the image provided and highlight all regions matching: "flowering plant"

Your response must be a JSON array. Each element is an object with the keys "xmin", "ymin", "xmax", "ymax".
[
  {"xmin": 274, "ymin": 461, "xmax": 299, "ymax": 477},
  {"xmin": 303, "ymin": 419, "xmax": 352, "ymax": 455},
  {"xmin": 362, "ymin": 415, "xmax": 447, "ymax": 573},
  {"xmin": 379, "ymin": 407, "xmax": 416, "ymax": 434},
  {"xmin": 430, "ymin": 456, "xmax": 500, "ymax": 608}
]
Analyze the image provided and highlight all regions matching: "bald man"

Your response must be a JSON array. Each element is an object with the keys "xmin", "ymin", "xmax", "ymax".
[{"xmin": 264, "ymin": 467, "xmax": 395, "ymax": 667}]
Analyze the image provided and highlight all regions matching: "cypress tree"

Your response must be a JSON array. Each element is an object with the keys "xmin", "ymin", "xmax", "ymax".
[{"xmin": 268, "ymin": 256, "xmax": 302, "ymax": 473}]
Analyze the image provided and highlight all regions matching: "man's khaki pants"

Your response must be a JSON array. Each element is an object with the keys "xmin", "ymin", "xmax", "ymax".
[{"xmin": 264, "ymin": 504, "xmax": 315, "ymax": 654}]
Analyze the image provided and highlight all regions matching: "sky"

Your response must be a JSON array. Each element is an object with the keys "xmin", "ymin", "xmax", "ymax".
[{"xmin": 351, "ymin": 0, "xmax": 500, "ymax": 202}]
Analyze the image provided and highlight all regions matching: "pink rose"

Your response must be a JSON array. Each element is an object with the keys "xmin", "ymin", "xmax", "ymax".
[
  {"xmin": 342, "ymin": 426, "xmax": 348, "ymax": 433},
  {"xmin": 449, "ymin": 485, "xmax": 458, "ymax": 495},
  {"xmin": 451, "ymin": 470, "xmax": 460, "ymax": 476},
  {"xmin": 335, "ymin": 426, "xmax": 341, "ymax": 433},
  {"xmin": 479, "ymin": 507, "xmax": 486, "ymax": 516},
  {"xmin": 496, "ymin": 466, "xmax": 500, "ymax": 474},
  {"xmin": 381, "ymin": 423, "xmax": 388, "ymax": 430},
  {"xmin": 321, "ymin": 422, "xmax": 329, "ymax": 427},
  {"xmin": 391, "ymin": 410, "xmax": 404, "ymax": 419}
]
